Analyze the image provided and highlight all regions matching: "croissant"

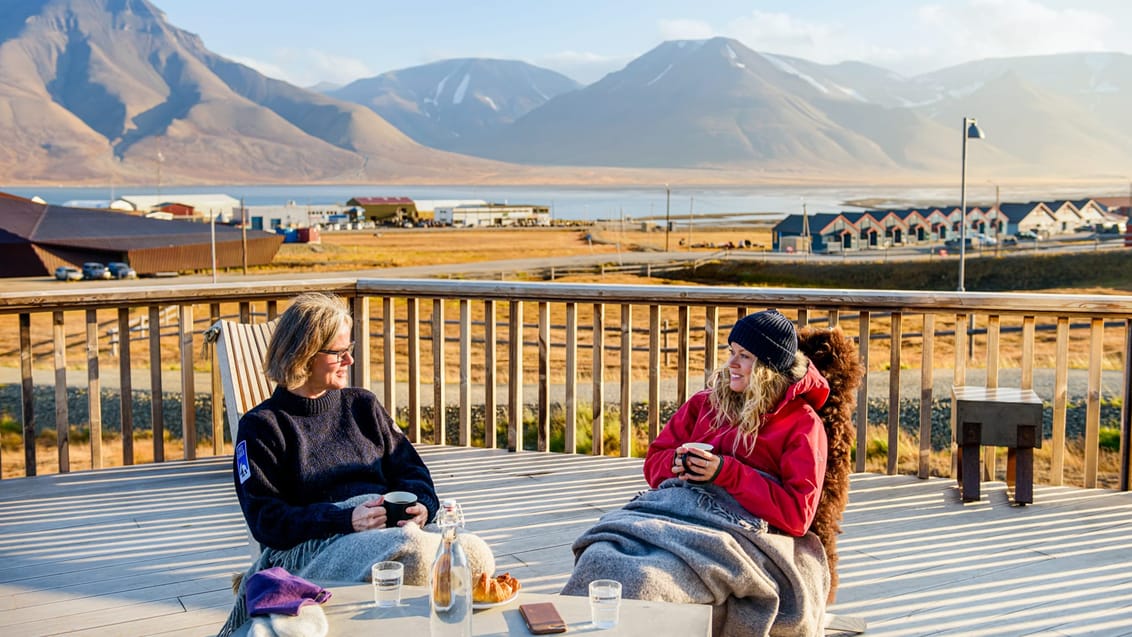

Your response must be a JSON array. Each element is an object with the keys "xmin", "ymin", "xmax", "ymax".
[{"xmin": 472, "ymin": 572, "xmax": 521, "ymax": 603}]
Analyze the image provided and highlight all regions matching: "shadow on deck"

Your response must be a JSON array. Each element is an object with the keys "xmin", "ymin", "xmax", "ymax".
[{"xmin": 1, "ymin": 447, "xmax": 1131, "ymax": 636}]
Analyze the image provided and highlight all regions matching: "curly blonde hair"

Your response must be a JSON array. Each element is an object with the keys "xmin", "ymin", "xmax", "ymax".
[
  {"xmin": 707, "ymin": 350, "xmax": 810, "ymax": 454},
  {"xmin": 264, "ymin": 293, "xmax": 352, "ymax": 390}
]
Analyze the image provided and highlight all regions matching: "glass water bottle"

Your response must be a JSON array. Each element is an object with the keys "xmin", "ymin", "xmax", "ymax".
[{"xmin": 429, "ymin": 499, "xmax": 472, "ymax": 636}]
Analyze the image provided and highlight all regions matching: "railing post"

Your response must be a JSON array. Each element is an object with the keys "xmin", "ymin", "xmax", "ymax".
[
  {"xmin": 538, "ymin": 302, "xmax": 551, "ymax": 452},
  {"xmin": 565, "ymin": 302, "xmax": 578, "ymax": 454},
  {"xmin": 86, "ymin": 309, "xmax": 103, "ymax": 469},
  {"xmin": 407, "ymin": 298, "xmax": 421, "ymax": 443},
  {"xmin": 119, "ymin": 307, "xmax": 135, "ymax": 464},
  {"xmin": 458, "ymin": 299, "xmax": 471, "ymax": 447},
  {"xmin": 919, "ymin": 314, "xmax": 935, "ymax": 479},
  {"xmin": 1085, "ymin": 318, "xmax": 1103, "ymax": 488},
  {"xmin": 178, "ymin": 304, "xmax": 195, "ymax": 460},
  {"xmin": 149, "ymin": 305, "xmax": 165, "ymax": 463},
  {"xmin": 383, "ymin": 296, "xmax": 397, "ymax": 422},
  {"xmin": 508, "ymin": 300, "xmax": 524, "ymax": 452},
  {"xmin": 433, "ymin": 299, "xmax": 447, "ymax": 446},
  {"xmin": 1051, "ymin": 317, "xmax": 1069, "ymax": 485},
  {"xmin": 1121, "ymin": 319, "xmax": 1131, "ymax": 491},
  {"xmin": 648, "ymin": 305, "xmax": 661, "ymax": 443},
  {"xmin": 619, "ymin": 303, "xmax": 632, "ymax": 457},
  {"xmin": 704, "ymin": 306, "xmax": 719, "ymax": 387},
  {"xmin": 677, "ymin": 306, "xmax": 690, "ymax": 405},
  {"xmin": 53, "ymin": 311, "xmax": 69, "ymax": 473},
  {"xmin": 484, "ymin": 299, "xmax": 498, "ymax": 449},
  {"xmin": 592, "ymin": 303, "xmax": 605, "ymax": 456},
  {"xmin": 887, "ymin": 312, "xmax": 902, "ymax": 475},
  {"xmin": 856, "ymin": 311, "xmax": 871, "ymax": 473},
  {"xmin": 353, "ymin": 295, "xmax": 371, "ymax": 393},
  {"xmin": 19, "ymin": 313, "xmax": 35, "ymax": 476}
]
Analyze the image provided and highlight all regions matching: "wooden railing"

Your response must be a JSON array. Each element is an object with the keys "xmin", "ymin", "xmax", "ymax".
[{"xmin": 2, "ymin": 279, "xmax": 1130, "ymax": 491}]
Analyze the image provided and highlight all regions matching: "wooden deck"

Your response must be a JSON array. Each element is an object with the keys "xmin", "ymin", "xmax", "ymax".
[{"xmin": 2, "ymin": 447, "xmax": 1131, "ymax": 636}]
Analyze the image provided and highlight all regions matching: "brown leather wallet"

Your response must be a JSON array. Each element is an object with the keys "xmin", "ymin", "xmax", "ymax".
[{"xmin": 519, "ymin": 602, "xmax": 567, "ymax": 634}]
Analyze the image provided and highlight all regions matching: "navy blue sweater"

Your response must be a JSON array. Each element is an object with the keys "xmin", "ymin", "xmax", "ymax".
[{"xmin": 233, "ymin": 386, "xmax": 438, "ymax": 550}]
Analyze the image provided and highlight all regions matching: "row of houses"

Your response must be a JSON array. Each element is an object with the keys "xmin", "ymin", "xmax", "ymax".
[{"xmin": 773, "ymin": 199, "xmax": 1128, "ymax": 253}]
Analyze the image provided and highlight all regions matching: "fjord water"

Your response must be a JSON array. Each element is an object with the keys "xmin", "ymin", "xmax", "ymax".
[{"xmin": 3, "ymin": 184, "xmax": 966, "ymax": 222}]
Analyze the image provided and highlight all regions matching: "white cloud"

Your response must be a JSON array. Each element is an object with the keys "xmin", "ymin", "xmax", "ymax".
[
  {"xmin": 714, "ymin": 1, "xmax": 1125, "ymax": 75},
  {"xmin": 538, "ymin": 50, "xmax": 630, "ymax": 84},
  {"xmin": 230, "ymin": 49, "xmax": 376, "ymax": 87},
  {"xmin": 918, "ymin": 0, "xmax": 1116, "ymax": 67},
  {"xmin": 723, "ymin": 11, "xmax": 834, "ymax": 60},
  {"xmin": 658, "ymin": 18, "xmax": 716, "ymax": 41}
]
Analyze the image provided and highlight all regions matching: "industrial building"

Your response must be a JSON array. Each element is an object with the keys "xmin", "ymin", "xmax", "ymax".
[
  {"xmin": 0, "ymin": 192, "xmax": 283, "ymax": 277},
  {"xmin": 434, "ymin": 203, "xmax": 551, "ymax": 227}
]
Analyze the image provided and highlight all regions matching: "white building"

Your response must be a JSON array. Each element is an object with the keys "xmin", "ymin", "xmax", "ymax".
[
  {"xmin": 111, "ymin": 194, "xmax": 241, "ymax": 221},
  {"xmin": 435, "ymin": 203, "xmax": 551, "ymax": 227},
  {"xmin": 413, "ymin": 199, "xmax": 487, "ymax": 219},
  {"xmin": 243, "ymin": 202, "xmax": 351, "ymax": 231}
]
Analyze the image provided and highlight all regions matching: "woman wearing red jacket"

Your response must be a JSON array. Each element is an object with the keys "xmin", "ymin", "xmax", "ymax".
[{"xmin": 641, "ymin": 309, "xmax": 830, "ymax": 536}]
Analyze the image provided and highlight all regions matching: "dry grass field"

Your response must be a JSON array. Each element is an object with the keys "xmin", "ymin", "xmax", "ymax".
[
  {"xmin": 264, "ymin": 224, "xmax": 775, "ymax": 273},
  {"xmin": 2, "ymin": 226, "xmax": 1126, "ymax": 481}
]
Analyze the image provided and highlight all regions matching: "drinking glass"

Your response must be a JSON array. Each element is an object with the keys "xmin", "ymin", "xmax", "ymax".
[
  {"xmin": 588, "ymin": 579, "xmax": 621, "ymax": 629},
  {"xmin": 372, "ymin": 560, "xmax": 404, "ymax": 608}
]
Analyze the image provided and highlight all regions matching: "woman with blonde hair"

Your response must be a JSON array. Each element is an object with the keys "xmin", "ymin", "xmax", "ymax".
[
  {"xmin": 221, "ymin": 292, "xmax": 494, "ymax": 636},
  {"xmin": 642, "ymin": 308, "xmax": 829, "ymax": 536},
  {"xmin": 563, "ymin": 309, "xmax": 833, "ymax": 635}
]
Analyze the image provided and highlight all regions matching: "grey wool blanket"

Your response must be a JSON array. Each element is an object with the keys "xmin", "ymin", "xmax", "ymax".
[
  {"xmin": 218, "ymin": 494, "xmax": 495, "ymax": 637},
  {"xmin": 561, "ymin": 480, "xmax": 829, "ymax": 637}
]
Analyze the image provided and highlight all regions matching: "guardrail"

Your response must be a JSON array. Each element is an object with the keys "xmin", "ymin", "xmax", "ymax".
[{"xmin": 1, "ymin": 279, "xmax": 1129, "ymax": 491}]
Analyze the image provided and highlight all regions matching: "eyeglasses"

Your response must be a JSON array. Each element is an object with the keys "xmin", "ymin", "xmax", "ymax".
[{"xmin": 317, "ymin": 342, "xmax": 355, "ymax": 363}]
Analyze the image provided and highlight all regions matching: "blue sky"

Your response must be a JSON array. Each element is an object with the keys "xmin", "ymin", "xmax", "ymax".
[{"xmin": 155, "ymin": 0, "xmax": 1132, "ymax": 87}]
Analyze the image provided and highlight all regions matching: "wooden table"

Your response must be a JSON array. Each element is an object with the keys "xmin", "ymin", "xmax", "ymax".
[
  {"xmin": 951, "ymin": 385, "xmax": 1044, "ymax": 505},
  {"xmin": 232, "ymin": 582, "xmax": 712, "ymax": 636}
]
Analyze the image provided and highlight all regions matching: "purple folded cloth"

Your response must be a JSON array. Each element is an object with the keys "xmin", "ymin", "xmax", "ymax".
[{"xmin": 245, "ymin": 567, "xmax": 332, "ymax": 616}]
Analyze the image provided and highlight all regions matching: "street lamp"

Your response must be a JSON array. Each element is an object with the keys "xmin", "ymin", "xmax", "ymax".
[{"xmin": 957, "ymin": 117, "xmax": 985, "ymax": 292}]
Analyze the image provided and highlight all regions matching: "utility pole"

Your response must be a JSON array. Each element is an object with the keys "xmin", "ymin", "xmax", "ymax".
[
  {"xmin": 994, "ymin": 184, "xmax": 1001, "ymax": 257},
  {"xmin": 664, "ymin": 184, "xmax": 671, "ymax": 252},
  {"xmin": 241, "ymin": 196, "xmax": 248, "ymax": 275},
  {"xmin": 801, "ymin": 198, "xmax": 811, "ymax": 255},
  {"xmin": 687, "ymin": 195, "xmax": 694, "ymax": 250}
]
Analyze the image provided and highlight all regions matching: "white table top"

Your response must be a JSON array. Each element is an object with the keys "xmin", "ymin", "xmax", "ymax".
[{"xmin": 233, "ymin": 581, "xmax": 712, "ymax": 636}]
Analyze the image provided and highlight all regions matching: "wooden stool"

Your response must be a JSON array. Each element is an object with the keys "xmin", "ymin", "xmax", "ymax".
[{"xmin": 951, "ymin": 386, "xmax": 1044, "ymax": 505}]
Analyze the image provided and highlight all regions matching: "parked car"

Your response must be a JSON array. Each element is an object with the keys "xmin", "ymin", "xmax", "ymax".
[
  {"xmin": 1015, "ymin": 230, "xmax": 1040, "ymax": 241},
  {"xmin": 54, "ymin": 266, "xmax": 83, "ymax": 282},
  {"xmin": 943, "ymin": 236, "xmax": 973, "ymax": 249},
  {"xmin": 107, "ymin": 262, "xmax": 138, "ymax": 279},
  {"xmin": 81, "ymin": 262, "xmax": 111, "ymax": 280}
]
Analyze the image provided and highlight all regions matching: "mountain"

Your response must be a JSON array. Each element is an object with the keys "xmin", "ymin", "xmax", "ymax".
[
  {"xmin": 0, "ymin": 0, "xmax": 514, "ymax": 185},
  {"xmin": 445, "ymin": 38, "xmax": 951, "ymax": 175},
  {"xmin": 437, "ymin": 39, "xmax": 1132, "ymax": 179},
  {"xmin": 330, "ymin": 58, "xmax": 580, "ymax": 150},
  {"xmin": 2, "ymin": 1, "xmax": 1131, "ymax": 186}
]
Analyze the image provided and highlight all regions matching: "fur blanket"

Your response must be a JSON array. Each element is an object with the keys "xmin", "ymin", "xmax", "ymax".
[
  {"xmin": 798, "ymin": 326, "xmax": 863, "ymax": 603},
  {"xmin": 218, "ymin": 494, "xmax": 495, "ymax": 637},
  {"xmin": 561, "ymin": 480, "xmax": 828, "ymax": 637}
]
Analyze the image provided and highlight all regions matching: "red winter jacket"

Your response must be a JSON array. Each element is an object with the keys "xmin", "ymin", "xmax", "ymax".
[{"xmin": 642, "ymin": 362, "xmax": 830, "ymax": 536}]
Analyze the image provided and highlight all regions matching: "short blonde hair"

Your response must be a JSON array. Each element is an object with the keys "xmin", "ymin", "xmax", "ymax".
[{"xmin": 265, "ymin": 293, "xmax": 352, "ymax": 390}]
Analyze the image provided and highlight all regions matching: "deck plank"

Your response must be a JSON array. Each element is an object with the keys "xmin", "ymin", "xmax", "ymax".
[{"xmin": 2, "ymin": 449, "xmax": 1132, "ymax": 636}]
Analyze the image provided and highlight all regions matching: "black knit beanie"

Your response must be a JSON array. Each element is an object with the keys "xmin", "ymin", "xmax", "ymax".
[{"xmin": 728, "ymin": 309, "xmax": 797, "ymax": 374}]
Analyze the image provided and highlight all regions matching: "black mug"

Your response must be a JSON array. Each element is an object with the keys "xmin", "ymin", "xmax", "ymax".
[
  {"xmin": 679, "ymin": 442, "xmax": 714, "ymax": 481},
  {"xmin": 382, "ymin": 491, "xmax": 418, "ymax": 527}
]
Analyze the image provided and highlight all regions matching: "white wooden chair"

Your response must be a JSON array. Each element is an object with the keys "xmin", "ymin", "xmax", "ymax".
[{"xmin": 206, "ymin": 318, "xmax": 279, "ymax": 560}]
